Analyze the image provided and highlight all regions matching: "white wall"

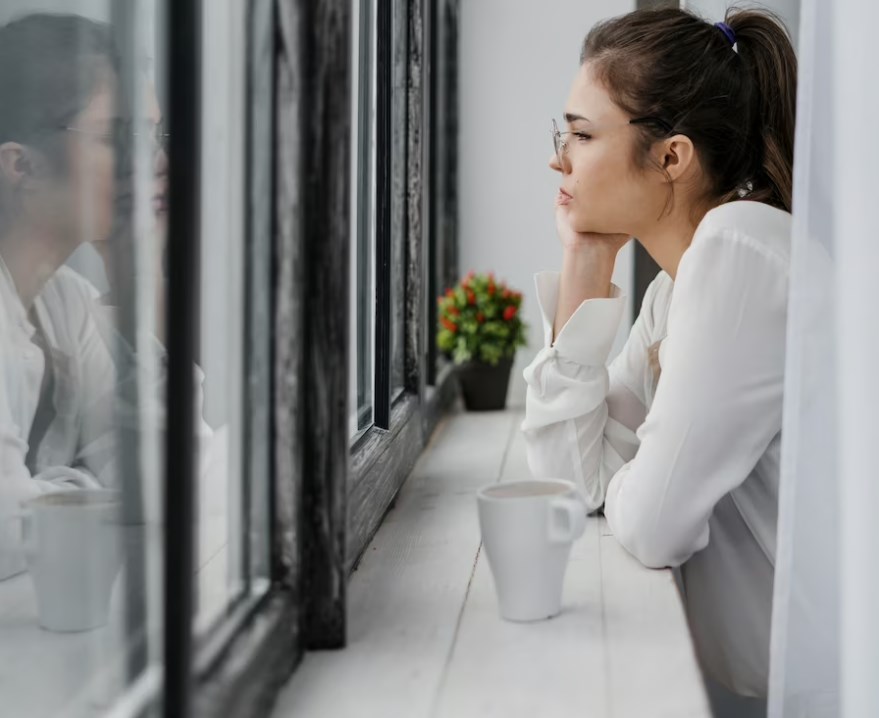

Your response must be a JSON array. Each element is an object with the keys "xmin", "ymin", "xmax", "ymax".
[{"xmin": 458, "ymin": 0, "xmax": 635, "ymax": 407}]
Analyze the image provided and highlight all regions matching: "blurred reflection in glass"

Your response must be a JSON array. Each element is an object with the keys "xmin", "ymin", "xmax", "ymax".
[
  {"xmin": 194, "ymin": 0, "xmax": 270, "ymax": 636},
  {"xmin": 0, "ymin": 13, "xmax": 121, "ymax": 577},
  {"xmin": 0, "ymin": 11, "xmax": 166, "ymax": 715}
]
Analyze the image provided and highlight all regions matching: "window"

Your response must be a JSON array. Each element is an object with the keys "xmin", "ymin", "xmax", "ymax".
[
  {"xmin": 0, "ymin": 5, "xmax": 168, "ymax": 713},
  {"xmin": 0, "ymin": 0, "xmax": 295, "ymax": 714},
  {"xmin": 346, "ymin": 0, "xmax": 461, "ymax": 569},
  {"xmin": 0, "ymin": 0, "xmax": 461, "ymax": 712},
  {"xmin": 351, "ymin": 0, "xmax": 377, "ymax": 439},
  {"xmin": 194, "ymin": 0, "xmax": 271, "ymax": 639}
]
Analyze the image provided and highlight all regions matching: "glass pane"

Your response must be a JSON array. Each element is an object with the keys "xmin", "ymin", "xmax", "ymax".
[
  {"xmin": 350, "ymin": 0, "xmax": 376, "ymax": 437},
  {"xmin": 245, "ymin": 0, "xmax": 273, "ymax": 600},
  {"xmin": 194, "ymin": 0, "xmax": 270, "ymax": 635},
  {"xmin": 0, "ymin": 2, "xmax": 164, "ymax": 714},
  {"xmin": 390, "ymin": 0, "xmax": 407, "ymax": 397}
]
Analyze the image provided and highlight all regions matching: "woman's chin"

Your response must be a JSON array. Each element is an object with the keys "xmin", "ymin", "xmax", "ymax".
[
  {"xmin": 571, "ymin": 215, "xmax": 622, "ymax": 236},
  {"xmin": 571, "ymin": 219, "xmax": 607, "ymax": 235}
]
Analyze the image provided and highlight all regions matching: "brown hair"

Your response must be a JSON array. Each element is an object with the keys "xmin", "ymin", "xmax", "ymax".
[
  {"xmin": 0, "ymin": 14, "xmax": 117, "ymax": 231},
  {"xmin": 0, "ymin": 14, "xmax": 116, "ymax": 154},
  {"xmin": 581, "ymin": 6, "xmax": 797, "ymax": 214}
]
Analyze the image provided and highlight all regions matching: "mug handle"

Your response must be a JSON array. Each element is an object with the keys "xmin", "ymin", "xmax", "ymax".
[
  {"xmin": 547, "ymin": 497, "xmax": 586, "ymax": 544},
  {"xmin": 3, "ymin": 511, "xmax": 36, "ymax": 557}
]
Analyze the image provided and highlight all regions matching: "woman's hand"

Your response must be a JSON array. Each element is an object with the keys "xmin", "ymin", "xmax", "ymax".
[
  {"xmin": 555, "ymin": 203, "xmax": 631, "ymax": 255},
  {"xmin": 551, "ymin": 203, "xmax": 630, "ymax": 343}
]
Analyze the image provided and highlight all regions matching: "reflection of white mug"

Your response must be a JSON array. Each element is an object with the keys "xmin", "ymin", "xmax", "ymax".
[
  {"xmin": 477, "ymin": 479, "xmax": 586, "ymax": 622},
  {"xmin": 11, "ymin": 489, "xmax": 124, "ymax": 632}
]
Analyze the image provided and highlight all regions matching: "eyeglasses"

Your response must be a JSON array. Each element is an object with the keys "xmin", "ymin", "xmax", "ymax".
[
  {"xmin": 551, "ymin": 115, "xmax": 675, "ymax": 168},
  {"xmin": 64, "ymin": 119, "xmax": 170, "ymax": 149}
]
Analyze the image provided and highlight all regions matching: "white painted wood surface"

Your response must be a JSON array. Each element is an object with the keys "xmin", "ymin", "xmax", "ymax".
[{"xmin": 272, "ymin": 409, "xmax": 711, "ymax": 718}]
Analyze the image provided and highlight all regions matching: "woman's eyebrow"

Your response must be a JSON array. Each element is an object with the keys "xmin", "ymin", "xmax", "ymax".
[{"xmin": 564, "ymin": 112, "xmax": 592, "ymax": 124}]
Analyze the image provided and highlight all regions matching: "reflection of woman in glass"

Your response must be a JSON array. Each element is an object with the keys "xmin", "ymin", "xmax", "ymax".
[
  {"xmin": 0, "ymin": 15, "xmax": 119, "ymax": 500},
  {"xmin": 0, "ymin": 15, "xmax": 152, "ymax": 579},
  {"xmin": 0, "ymin": 14, "xmax": 203, "ymax": 575}
]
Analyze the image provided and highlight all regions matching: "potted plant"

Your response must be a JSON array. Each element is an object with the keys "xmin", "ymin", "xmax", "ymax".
[{"xmin": 437, "ymin": 271, "xmax": 528, "ymax": 411}]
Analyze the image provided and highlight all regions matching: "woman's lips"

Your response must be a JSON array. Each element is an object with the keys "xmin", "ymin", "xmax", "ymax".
[{"xmin": 557, "ymin": 188, "xmax": 573, "ymax": 205}]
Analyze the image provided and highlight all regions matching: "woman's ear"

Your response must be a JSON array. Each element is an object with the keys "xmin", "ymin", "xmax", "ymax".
[
  {"xmin": 0, "ymin": 142, "xmax": 40, "ymax": 189},
  {"xmin": 656, "ymin": 134, "xmax": 696, "ymax": 183}
]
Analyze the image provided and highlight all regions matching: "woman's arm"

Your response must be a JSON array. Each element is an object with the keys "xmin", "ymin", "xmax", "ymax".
[
  {"xmin": 604, "ymin": 229, "xmax": 788, "ymax": 568},
  {"xmin": 551, "ymin": 204, "xmax": 630, "ymax": 340},
  {"xmin": 521, "ymin": 268, "xmax": 666, "ymax": 510}
]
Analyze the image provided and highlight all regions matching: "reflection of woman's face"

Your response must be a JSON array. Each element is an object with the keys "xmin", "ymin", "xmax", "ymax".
[
  {"xmin": 50, "ymin": 77, "xmax": 168, "ymax": 252},
  {"xmin": 57, "ymin": 80, "xmax": 118, "ymax": 248},
  {"xmin": 146, "ymin": 82, "xmax": 168, "ymax": 226}
]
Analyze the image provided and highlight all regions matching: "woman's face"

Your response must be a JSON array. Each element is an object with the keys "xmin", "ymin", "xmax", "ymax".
[
  {"xmin": 550, "ymin": 62, "xmax": 668, "ymax": 236},
  {"xmin": 61, "ymin": 80, "xmax": 118, "ymax": 247},
  {"xmin": 21, "ymin": 75, "xmax": 168, "ymax": 253},
  {"xmin": 0, "ymin": 78, "xmax": 118, "ymax": 249},
  {"xmin": 146, "ymin": 81, "xmax": 168, "ymax": 227}
]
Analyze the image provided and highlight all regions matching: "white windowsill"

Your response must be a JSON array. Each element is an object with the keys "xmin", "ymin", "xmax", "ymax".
[{"xmin": 272, "ymin": 408, "xmax": 711, "ymax": 718}]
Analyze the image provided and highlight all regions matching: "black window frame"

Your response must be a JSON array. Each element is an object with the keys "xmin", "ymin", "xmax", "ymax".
[
  {"xmin": 347, "ymin": 0, "xmax": 460, "ymax": 573},
  {"xmin": 104, "ymin": 0, "xmax": 460, "ymax": 713},
  {"xmin": 158, "ymin": 0, "xmax": 352, "ymax": 713}
]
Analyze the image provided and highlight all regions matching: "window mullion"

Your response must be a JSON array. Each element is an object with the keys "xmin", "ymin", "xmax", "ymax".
[{"xmin": 374, "ymin": 0, "xmax": 393, "ymax": 430}]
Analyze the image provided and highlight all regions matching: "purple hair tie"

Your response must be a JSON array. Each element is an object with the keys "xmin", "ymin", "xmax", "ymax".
[{"xmin": 714, "ymin": 21, "xmax": 737, "ymax": 48}]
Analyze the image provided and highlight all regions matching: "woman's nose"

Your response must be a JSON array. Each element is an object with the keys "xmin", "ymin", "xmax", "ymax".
[
  {"xmin": 153, "ymin": 143, "xmax": 168, "ymax": 177},
  {"xmin": 548, "ymin": 151, "xmax": 563, "ymax": 173}
]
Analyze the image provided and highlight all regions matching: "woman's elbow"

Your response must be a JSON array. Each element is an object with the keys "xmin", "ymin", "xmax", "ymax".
[{"xmin": 611, "ymin": 520, "xmax": 704, "ymax": 569}]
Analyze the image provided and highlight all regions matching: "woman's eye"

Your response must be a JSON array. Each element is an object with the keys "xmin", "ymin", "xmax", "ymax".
[{"xmin": 573, "ymin": 132, "xmax": 592, "ymax": 141}]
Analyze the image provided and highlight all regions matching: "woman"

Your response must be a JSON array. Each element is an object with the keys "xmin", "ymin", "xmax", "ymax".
[
  {"xmin": 521, "ymin": 8, "xmax": 795, "ymax": 715},
  {"xmin": 0, "ymin": 14, "xmax": 121, "ymax": 506},
  {"xmin": 0, "ymin": 14, "xmax": 172, "ymax": 577}
]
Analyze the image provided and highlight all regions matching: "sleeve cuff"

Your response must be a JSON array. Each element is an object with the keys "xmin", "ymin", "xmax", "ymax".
[{"xmin": 533, "ymin": 271, "xmax": 626, "ymax": 365}]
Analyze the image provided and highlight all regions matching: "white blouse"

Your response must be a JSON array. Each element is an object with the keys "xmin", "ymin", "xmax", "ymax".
[
  {"xmin": 0, "ymin": 263, "xmax": 116, "ymax": 497},
  {"xmin": 0, "ymin": 261, "xmax": 117, "ymax": 577},
  {"xmin": 522, "ymin": 200, "xmax": 791, "ymax": 697},
  {"xmin": 0, "ymin": 256, "xmax": 212, "ymax": 580}
]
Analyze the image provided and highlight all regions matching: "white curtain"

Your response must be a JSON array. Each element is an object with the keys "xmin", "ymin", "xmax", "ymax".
[
  {"xmin": 770, "ymin": 0, "xmax": 879, "ymax": 716},
  {"xmin": 834, "ymin": 0, "xmax": 879, "ymax": 715}
]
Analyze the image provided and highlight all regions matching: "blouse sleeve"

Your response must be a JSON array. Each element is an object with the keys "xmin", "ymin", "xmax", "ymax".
[
  {"xmin": 520, "ymin": 270, "xmax": 665, "ymax": 510},
  {"xmin": 604, "ymin": 229, "xmax": 788, "ymax": 568}
]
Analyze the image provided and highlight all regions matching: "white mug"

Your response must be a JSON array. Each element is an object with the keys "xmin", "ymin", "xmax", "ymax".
[
  {"xmin": 477, "ymin": 479, "xmax": 586, "ymax": 622},
  {"xmin": 9, "ymin": 489, "xmax": 124, "ymax": 632}
]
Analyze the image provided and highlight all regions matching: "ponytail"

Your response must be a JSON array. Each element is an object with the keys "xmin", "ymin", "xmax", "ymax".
[
  {"xmin": 726, "ymin": 8, "xmax": 797, "ymax": 212},
  {"xmin": 583, "ymin": 6, "xmax": 797, "ymax": 215}
]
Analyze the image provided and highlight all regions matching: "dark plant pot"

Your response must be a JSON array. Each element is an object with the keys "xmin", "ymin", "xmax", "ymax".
[{"xmin": 457, "ymin": 357, "xmax": 514, "ymax": 411}]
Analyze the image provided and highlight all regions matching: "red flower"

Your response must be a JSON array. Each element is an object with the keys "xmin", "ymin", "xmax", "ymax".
[
  {"xmin": 441, "ymin": 317, "xmax": 458, "ymax": 332},
  {"xmin": 488, "ymin": 281, "xmax": 496, "ymax": 296},
  {"xmin": 466, "ymin": 290, "xmax": 476, "ymax": 305},
  {"xmin": 449, "ymin": 307, "xmax": 460, "ymax": 317},
  {"xmin": 503, "ymin": 305, "xmax": 517, "ymax": 321},
  {"xmin": 445, "ymin": 289, "xmax": 454, "ymax": 298},
  {"xmin": 502, "ymin": 289, "xmax": 511, "ymax": 299},
  {"xmin": 477, "ymin": 312, "xmax": 485, "ymax": 323}
]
